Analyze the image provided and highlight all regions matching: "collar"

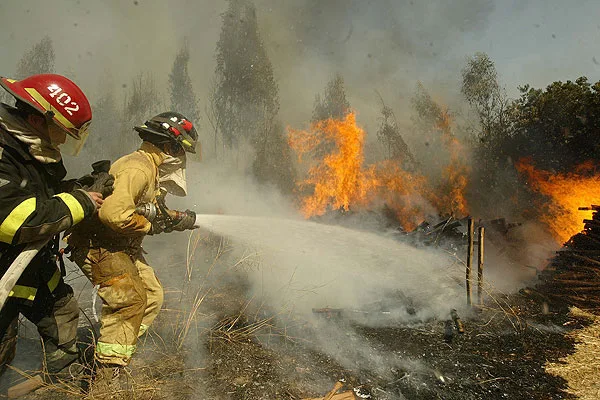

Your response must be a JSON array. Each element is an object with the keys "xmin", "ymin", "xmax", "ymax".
[
  {"xmin": 0, "ymin": 104, "xmax": 35, "ymax": 161},
  {"xmin": 138, "ymin": 141, "xmax": 168, "ymax": 168}
]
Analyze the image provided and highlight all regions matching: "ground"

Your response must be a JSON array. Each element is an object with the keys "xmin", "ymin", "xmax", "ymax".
[{"xmin": 0, "ymin": 233, "xmax": 590, "ymax": 400}]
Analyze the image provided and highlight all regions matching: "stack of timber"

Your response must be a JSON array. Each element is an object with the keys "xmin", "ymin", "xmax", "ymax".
[{"xmin": 537, "ymin": 204, "xmax": 600, "ymax": 311}]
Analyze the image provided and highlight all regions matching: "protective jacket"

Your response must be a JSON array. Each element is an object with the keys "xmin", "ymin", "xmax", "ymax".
[
  {"xmin": 0, "ymin": 104, "xmax": 95, "ymax": 302},
  {"xmin": 68, "ymin": 141, "xmax": 162, "ymax": 253}
]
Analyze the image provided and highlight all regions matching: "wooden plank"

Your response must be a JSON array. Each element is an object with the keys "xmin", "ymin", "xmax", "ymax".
[
  {"xmin": 8, "ymin": 375, "xmax": 44, "ymax": 398},
  {"xmin": 324, "ymin": 382, "xmax": 344, "ymax": 400},
  {"xmin": 466, "ymin": 218, "xmax": 474, "ymax": 306},
  {"xmin": 477, "ymin": 226, "xmax": 485, "ymax": 305},
  {"xmin": 303, "ymin": 392, "xmax": 356, "ymax": 400}
]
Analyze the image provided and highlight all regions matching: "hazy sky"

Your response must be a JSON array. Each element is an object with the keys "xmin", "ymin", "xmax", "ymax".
[{"xmin": 0, "ymin": 0, "xmax": 599, "ymax": 133}]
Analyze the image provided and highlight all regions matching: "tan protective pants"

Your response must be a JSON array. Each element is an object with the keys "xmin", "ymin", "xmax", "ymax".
[{"xmin": 76, "ymin": 248, "xmax": 163, "ymax": 366}]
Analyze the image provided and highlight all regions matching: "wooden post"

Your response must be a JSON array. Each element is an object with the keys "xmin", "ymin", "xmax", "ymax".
[
  {"xmin": 466, "ymin": 218, "xmax": 474, "ymax": 306},
  {"xmin": 477, "ymin": 226, "xmax": 485, "ymax": 305}
]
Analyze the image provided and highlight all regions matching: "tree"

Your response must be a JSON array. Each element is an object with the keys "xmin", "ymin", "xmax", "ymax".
[
  {"xmin": 1, "ymin": 36, "xmax": 55, "ymax": 104},
  {"xmin": 84, "ymin": 88, "xmax": 122, "ymax": 161},
  {"xmin": 460, "ymin": 54, "xmax": 518, "ymax": 217},
  {"xmin": 212, "ymin": 0, "xmax": 279, "ymax": 149},
  {"xmin": 411, "ymin": 82, "xmax": 445, "ymax": 130},
  {"xmin": 121, "ymin": 73, "xmax": 163, "ymax": 152},
  {"xmin": 461, "ymin": 52, "xmax": 509, "ymax": 141},
  {"xmin": 15, "ymin": 36, "xmax": 55, "ymax": 79},
  {"xmin": 252, "ymin": 120, "xmax": 296, "ymax": 193},
  {"xmin": 508, "ymin": 77, "xmax": 600, "ymax": 172},
  {"xmin": 312, "ymin": 73, "xmax": 350, "ymax": 122},
  {"xmin": 411, "ymin": 83, "xmax": 470, "ymax": 217},
  {"xmin": 310, "ymin": 74, "xmax": 351, "ymax": 158},
  {"xmin": 376, "ymin": 93, "xmax": 415, "ymax": 167},
  {"xmin": 169, "ymin": 41, "xmax": 199, "ymax": 124},
  {"xmin": 211, "ymin": 0, "xmax": 294, "ymax": 192}
]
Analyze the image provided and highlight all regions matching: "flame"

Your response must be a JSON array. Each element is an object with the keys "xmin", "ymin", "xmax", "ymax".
[
  {"xmin": 515, "ymin": 157, "xmax": 599, "ymax": 243},
  {"xmin": 369, "ymin": 160, "xmax": 437, "ymax": 230},
  {"xmin": 288, "ymin": 113, "xmax": 372, "ymax": 217},
  {"xmin": 435, "ymin": 108, "xmax": 469, "ymax": 216},
  {"xmin": 288, "ymin": 112, "xmax": 446, "ymax": 230}
]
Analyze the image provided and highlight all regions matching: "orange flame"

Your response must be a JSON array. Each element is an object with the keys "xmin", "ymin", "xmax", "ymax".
[
  {"xmin": 515, "ymin": 157, "xmax": 599, "ymax": 243},
  {"xmin": 435, "ymin": 108, "xmax": 470, "ymax": 216},
  {"xmin": 288, "ymin": 112, "xmax": 452, "ymax": 230},
  {"xmin": 288, "ymin": 113, "xmax": 372, "ymax": 217}
]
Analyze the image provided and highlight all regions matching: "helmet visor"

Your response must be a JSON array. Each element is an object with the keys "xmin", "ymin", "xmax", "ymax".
[{"xmin": 59, "ymin": 121, "xmax": 90, "ymax": 156}]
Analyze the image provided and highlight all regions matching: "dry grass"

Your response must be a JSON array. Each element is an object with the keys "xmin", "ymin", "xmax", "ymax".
[{"xmin": 545, "ymin": 307, "xmax": 600, "ymax": 400}]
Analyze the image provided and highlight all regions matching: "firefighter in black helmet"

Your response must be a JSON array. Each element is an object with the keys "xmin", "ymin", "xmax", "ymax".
[{"xmin": 66, "ymin": 112, "xmax": 199, "ymax": 392}]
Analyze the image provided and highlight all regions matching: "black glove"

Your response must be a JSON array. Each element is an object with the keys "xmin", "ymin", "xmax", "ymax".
[
  {"xmin": 148, "ymin": 221, "xmax": 164, "ymax": 235},
  {"xmin": 171, "ymin": 210, "xmax": 196, "ymax": 232},
  {"xmin": 76, "ymin": 172, "xmax": 115, "ymax": 198}
]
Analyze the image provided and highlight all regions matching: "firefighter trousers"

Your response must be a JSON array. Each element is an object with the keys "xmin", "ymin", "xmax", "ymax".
[
  {"xmin": 0, "ymin": 280, "xmax": 80, "ymax": 375},
  {"xmin": 74, "ymin": 247, "xmax": 163, "ymax": 366}
]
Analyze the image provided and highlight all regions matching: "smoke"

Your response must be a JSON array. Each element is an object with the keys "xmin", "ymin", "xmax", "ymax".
[
  {"xmin": 253, "ymin": 0, "xmax": 495, "ymax": 128},
  {"xmin": 1, "ymin": 0, "xmax": 587, "ymax": 394}
]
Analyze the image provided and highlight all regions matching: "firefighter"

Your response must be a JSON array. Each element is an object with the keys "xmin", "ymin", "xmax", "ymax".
[
  {"xmin": 0, "ymin": 74, "xmax": 112, "ymax": 378},
  {"xmin": 67, "ymin": 112, "xmax": 198, "ymax": 389}
]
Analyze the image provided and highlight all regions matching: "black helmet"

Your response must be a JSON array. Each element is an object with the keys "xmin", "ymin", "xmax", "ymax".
[{"xmin": 134, "ymin": 112, "xmax": 198, "ymax": 154}]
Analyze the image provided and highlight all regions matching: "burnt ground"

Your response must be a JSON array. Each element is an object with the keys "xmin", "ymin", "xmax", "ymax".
[
  {"xmin": 0, "ymin": 282, "xmax": 583, "ymax": 400},
  {"xmin": 190, "ymin": 291, "xmax": 579, "ymax": 400},
  {"xmin": 0, "ymin": 230, "xmax": 585, "ymax": 400}
]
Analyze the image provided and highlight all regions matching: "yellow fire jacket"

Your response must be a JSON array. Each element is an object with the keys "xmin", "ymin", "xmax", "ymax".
[
  {"xmin": 68, "ymin": 142, "xmax": 164, "ymax": 250},
  {"xmin": 98, "ymin": 142, "xmax": 164, "ymax": 237}
]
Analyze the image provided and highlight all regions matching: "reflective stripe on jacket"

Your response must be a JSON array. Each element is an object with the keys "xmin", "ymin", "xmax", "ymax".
[{"xmin": 0, "ymin": 104, "xmax": 95, "ymax": 301}]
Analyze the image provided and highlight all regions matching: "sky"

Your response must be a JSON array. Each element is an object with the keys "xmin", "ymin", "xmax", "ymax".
[{"xmin": 0, "ymin": 0, "xmax": 599, "ymax": 136}]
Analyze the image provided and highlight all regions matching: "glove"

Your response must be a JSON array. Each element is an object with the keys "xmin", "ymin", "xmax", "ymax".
[
  {"xmin": 77, "ymin": 172, "xmax": 115, "ymax": 198},
  {"xmin": 148, "ymin": 221, "xmax": 164, "ymax": 235},
  {"xmin": 171, "ymin": 210, "xmax": 197, "ymax": 232}
]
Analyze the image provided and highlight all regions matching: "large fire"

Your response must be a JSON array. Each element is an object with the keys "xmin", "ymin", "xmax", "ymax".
[
  {"xmin": 516, "ymin": 158, "xmax": 599, "ymax": 244},
  {"xmin": 288, "ymin": 111, "xmax": 468, "ymax": 230}
]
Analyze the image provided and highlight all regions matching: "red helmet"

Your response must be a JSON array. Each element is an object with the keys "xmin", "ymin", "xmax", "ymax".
[{"xmin": 0, "ymin": 74, "xmax": 92, "ymax": 140}]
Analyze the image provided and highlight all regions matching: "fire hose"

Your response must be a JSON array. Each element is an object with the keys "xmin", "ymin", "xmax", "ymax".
[{"xmin": 0, "ymin": 240, "xmax": 48, "ymax": 311}]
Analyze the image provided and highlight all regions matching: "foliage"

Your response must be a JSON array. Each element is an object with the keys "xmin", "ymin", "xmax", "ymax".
[
  {"xmin": 376, "ymin": 94, "xmax": 415, "ymax": 167},
  {"xmin": 213, "ymin": 0, "xmax": 279, "ymax": 149},
  {"xmin": 252, "ymin": 120, "xmax": 296, "ymax": 193},
  {"xmin": 169, "ymin": 41, "xmax": 199, "ymax": 125},
  {"xmin": 211, "ymin": 0, "xmax": 294, "ymax": 193},
  {"xmin": 461, "ymin": 52, "xmax": 509, "ymax": 143},
  {"xmin": 312, "ymin": 73, "xmax": 350, "ymax": 122},
  {"xmin": 15, "ymin": 36, "xmax": 55, "ymax": 79},
  {"xmin": 310, "ymin": 74, "xmax": 351, "ymax": 158},
  {"xmin": 1, "ymin": 36, "xmax": 55, "ymax": 105},
  {"xmin": 121, "ymin": 73, "xmax": 163, "ymax": 152},
  {"xmin": 411, "ymin": 82, "xmax": 445, "ymax": 130},
  {"xmin": 508, "ymin": 77, "xmax": 600, "ymax": 172},
  {"xmin": 83, "ymin": 88, "xmax": 123, "ymax": 161}
]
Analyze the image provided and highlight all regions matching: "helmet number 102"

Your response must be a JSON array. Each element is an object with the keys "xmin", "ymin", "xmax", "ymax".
[{"xmin": 47, "ymin": 84, "xmax": 80, "ymax": 116}]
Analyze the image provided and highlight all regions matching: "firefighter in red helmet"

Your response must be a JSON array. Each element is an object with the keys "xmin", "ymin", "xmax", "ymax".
[{"xmin": 0, "ymin": 74, "xmax": 112, "ymax": 380}]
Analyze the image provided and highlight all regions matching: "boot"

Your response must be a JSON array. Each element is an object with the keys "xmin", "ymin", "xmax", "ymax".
[{"xmin": 46, "ymin": 344, "xmax": 88, "ymax": 383}]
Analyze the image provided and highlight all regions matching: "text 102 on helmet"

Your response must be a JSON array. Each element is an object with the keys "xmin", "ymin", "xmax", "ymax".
[
  {"xmin": 0, "ymin": 74, "xmax": 92, "ymax": 140},
  {"xmin": 134, "ymin": 112, "xmax": 198, "ymax": 154}
]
